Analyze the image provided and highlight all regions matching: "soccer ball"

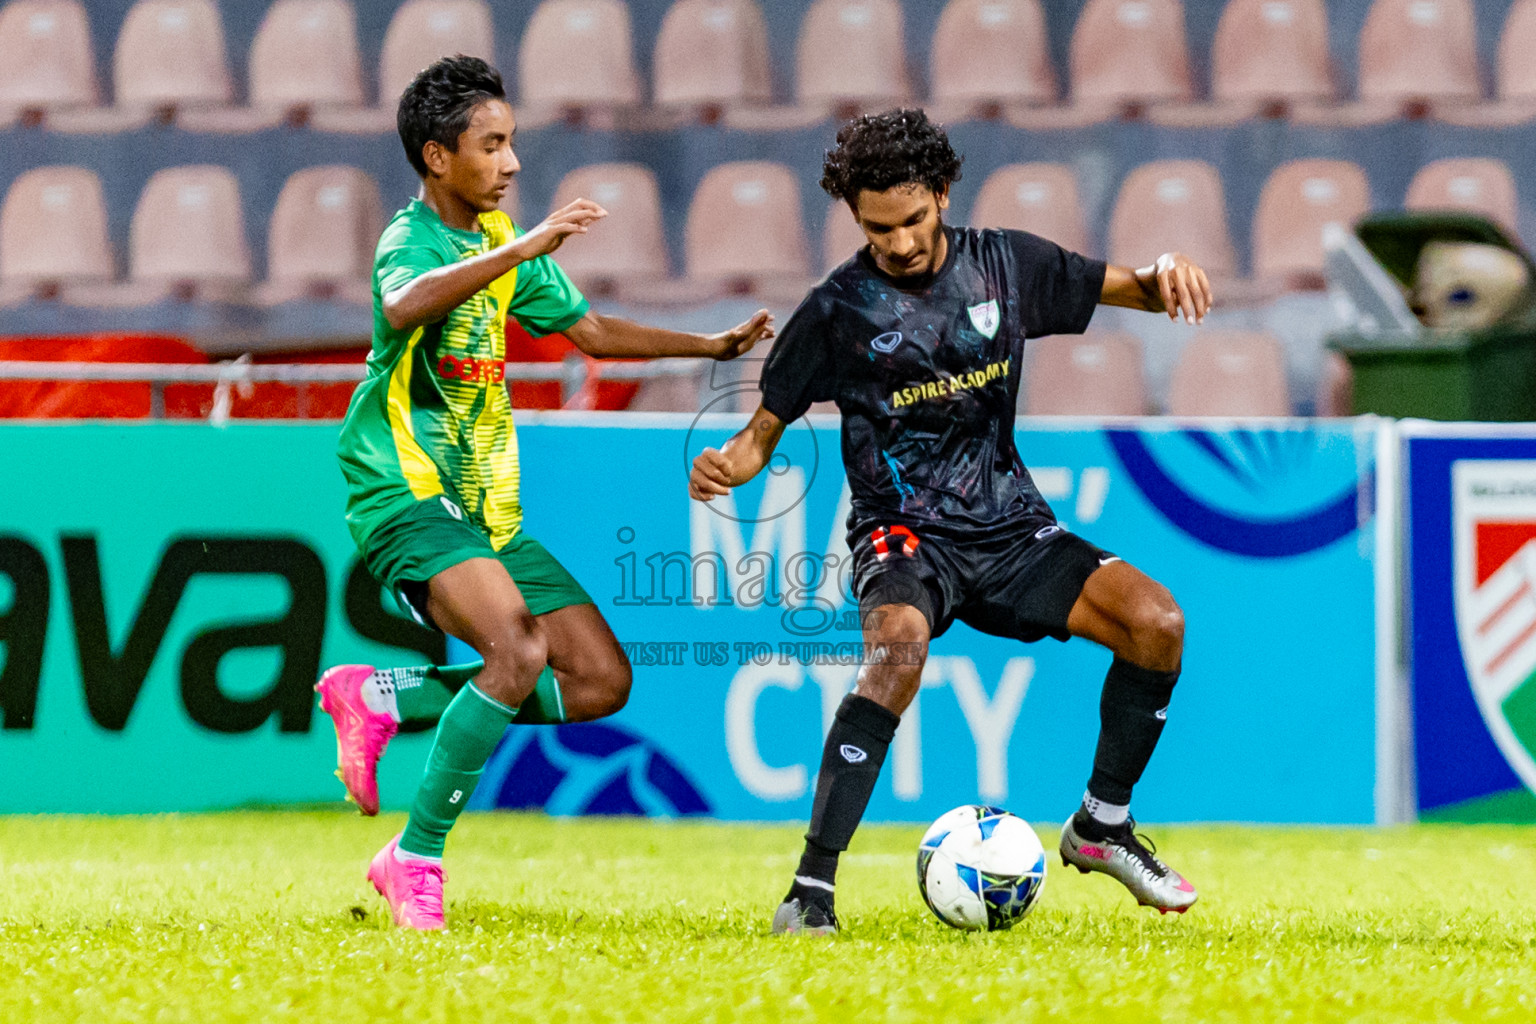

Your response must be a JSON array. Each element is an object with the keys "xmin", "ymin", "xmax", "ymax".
[{"xmin": 917, "ymin": 804, "xmax": 1047, "ymax": 931}]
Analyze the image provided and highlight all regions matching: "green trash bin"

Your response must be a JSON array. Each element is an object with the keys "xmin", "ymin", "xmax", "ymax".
[{"xmin": 1327, "ymin": 212, "xmax": 1536, "ymax": 421}]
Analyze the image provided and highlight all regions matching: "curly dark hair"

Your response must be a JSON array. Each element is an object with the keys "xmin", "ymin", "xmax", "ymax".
[
  {"xmin": 819, "ymin": 108, "xmax": 963, "ymax": 205},
  {"xmin": 397, "ymin": 55, "xmax": 507, "ymax": 178}
]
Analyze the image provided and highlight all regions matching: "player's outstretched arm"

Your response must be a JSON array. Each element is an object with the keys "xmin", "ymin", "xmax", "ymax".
[
  {"xmin": 689, "ymin": 403, "xmax": 787, "ymax": 502},
  {"xmin": 565, "ymin": 309, "xmax": 775, "ymax": 361},
  {"xmin": 1100, "ymin": 252, "xmax": 1213, "ymax": 325},
  {"xmin": 381, "ymin": 199, "xmax": 607, "ymax": 331}
]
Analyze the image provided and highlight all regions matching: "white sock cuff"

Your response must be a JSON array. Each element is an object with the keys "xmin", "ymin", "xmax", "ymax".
[
  {"xmin": 393, "ymin": 845, "xmax": 442, "ymax": 865},
  {"xmin": 1082, "ymin": 791, "xmax": 1130, "ymax": 826}
]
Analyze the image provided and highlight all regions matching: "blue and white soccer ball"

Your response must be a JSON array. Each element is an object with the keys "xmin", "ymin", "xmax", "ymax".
[{"xmin": 917, "ymin": 805, "xmax": 1047, "ymax": 931}]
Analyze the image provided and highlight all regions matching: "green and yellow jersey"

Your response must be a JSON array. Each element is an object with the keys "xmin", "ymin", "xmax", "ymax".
[{"xmin": 338, "ymin": 198, "xmax": 588, "ymax": 554}]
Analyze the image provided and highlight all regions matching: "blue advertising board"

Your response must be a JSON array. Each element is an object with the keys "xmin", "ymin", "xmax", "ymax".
[
  {"xmin": 1403, "ymin": 423, "xmax": 1536, "ymax": 822},
  {"xmin": 0, "ymin": 418, "xmax": 1380, "ymax": 823}
]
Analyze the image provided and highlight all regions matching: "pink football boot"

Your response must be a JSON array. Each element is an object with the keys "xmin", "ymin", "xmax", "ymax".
[
  {"xmin": 315, "ymin": 664, "xmax": 397, "ymax": 816},
  {"xmin": 368, "ymin": 835, "xmax": 446, "ymax": 931}
]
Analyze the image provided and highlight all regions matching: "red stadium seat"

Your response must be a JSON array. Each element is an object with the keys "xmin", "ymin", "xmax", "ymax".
[
  {"xmin": 797, "ymin": 0, "xmax": 910, "ymax": 116},
  {"xmin": 546, "ymin": 163, "xmax": 669, "ymax": 297},
  {"xmin": 248, "ymin": 0, "xmax": 365, "ymax": 120},
  {"xmin": 113, "ymin": 0, "xmax": 233, "ymax": 115},
  {"xmin": 1168, "ymin": 331, "xmax": 1290, "ymax": 416},
  {"xmin": 0, "ymin": 0, "xmax": 98, "ymax": 124},
  {"xmin": 1210, "ymin": 0, "xmax": 1334, "ymax": 112},
  {"xmin": 1024, "ymin": 332, "xmax": 1146, "ymax": 416},
  {"xmin": 1406, "ymin": 158, "xmax": 1520, "ymax": 237},
  {"xmin": 1499, "ymin": 0, "xmax": 1536, "ymax": 102},
  {"xmin": 0, "ymin": 166, "xmax": 112, "ymax": 300},
  {"xmin": 653, "ymin": 0, "xmax": 772, "ymax": 116},
  {"xmin": 968, "ymin": 163, "xmax": 1089, "ymax": 256},
  {"xmin": 930, "ymin": 0, "xmax": 1055, "ymax": 118},
  {"xmin": 686, "ymin": 161, "xmax": 811, "ymax": 296},
  {"xmin": 1070, "ymin": 0, "xmax": 1193, "ymax": 116},
  {"xmin": 1108, "ymin": 160, "xmax": 1236, "ymax": 278},
  {"xmin": 312, "ymin": 0, "xmax": 493, "ymax": 133},
  {"xmin": 260, "ymin": 166, "xmax": 382, "ymax": 305},
  {"xmin": 823, "ymin": 199, "xmax": 867, "ymax": 273},
  {"xmin": 1252, "ymin": 159, "xmax": 1370, "ymax": 287},
  {"xmin": 380, "ymin": 0, "xmax": 494, "ymax": 111},
  {"xmin": 518, "ymin": 0, "xmax": 641, "ymax": 119},
  {"xmin": 1357, "ymin": 0, "xmax": 1480, "ymax": 113},
  {"xmin": 129, "ymin": 165, "xmax": 250, "ymax": 300}
]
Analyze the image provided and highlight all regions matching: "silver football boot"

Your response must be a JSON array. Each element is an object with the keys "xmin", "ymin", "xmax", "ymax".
[
  {"xmin": 1059, "ymin": 813, "xmax": 1198, "ymax": 914},
  {"xmin": 771, "ymin": 896, "xmax": 840, "ymax": 936}
]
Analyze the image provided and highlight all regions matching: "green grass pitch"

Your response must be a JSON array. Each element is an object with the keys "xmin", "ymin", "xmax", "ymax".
[{"xmin": 2, "ymin": 813, "xmax": 1534, "ymax": 1023}]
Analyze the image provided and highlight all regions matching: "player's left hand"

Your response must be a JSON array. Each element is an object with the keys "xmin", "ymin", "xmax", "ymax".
[
  {"xmin": 1151, "ymin": 252, "xmax": 1213, "ymax": 325},
  {"xmin": 708, "ymin": 309, "xmax": 776, "ymax": 361}
]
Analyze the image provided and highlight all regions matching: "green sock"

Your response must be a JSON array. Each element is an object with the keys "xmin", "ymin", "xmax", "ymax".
[
  {"xmin": 392, "ymin": 661, "xmax": 483, "ymax": 723},
  {"xmin": 512, "ymin": 665, "xmax": 567, "ymax": 725},
  {"xmin": 399, "ymin": 682, "xmax": 516, "ymax": 858}
]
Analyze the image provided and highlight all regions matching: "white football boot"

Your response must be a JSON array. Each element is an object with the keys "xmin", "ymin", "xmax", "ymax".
[{"xmin": 1059, "ymin": 813, "xmax": 1198, "ymax": 914}]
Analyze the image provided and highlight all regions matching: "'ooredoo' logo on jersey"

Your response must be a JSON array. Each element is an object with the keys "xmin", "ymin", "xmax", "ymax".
[{"xmin": 437, "ymin": 353, "xmax": 506, "ymax": 384}]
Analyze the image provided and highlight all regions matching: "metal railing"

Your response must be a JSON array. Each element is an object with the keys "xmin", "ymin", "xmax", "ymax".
[{"xmin": 0, "ymin": 357, "xmax": 709, "ymax": 420}]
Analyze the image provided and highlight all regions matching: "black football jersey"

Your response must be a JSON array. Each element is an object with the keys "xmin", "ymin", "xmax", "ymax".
[{"xmin": 759, "ymin": 226, "xmax": 1106, "ymax": 539}]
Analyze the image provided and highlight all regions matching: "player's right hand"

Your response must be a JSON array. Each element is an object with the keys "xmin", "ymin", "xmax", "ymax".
[
  {"xmin": 515, "ymin": 198, "xmax": 607, "ymax": 259},
  {"xmin": 690, "ymin": 448, "xmax": 734, "ymax": 502}
]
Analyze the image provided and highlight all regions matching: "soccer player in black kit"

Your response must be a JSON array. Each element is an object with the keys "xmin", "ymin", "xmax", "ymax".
[{"xmin": 690, "ymin": 110, "xmax": 1215, "ymax": 935}]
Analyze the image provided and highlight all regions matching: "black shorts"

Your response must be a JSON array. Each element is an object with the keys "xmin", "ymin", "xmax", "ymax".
[{"xmin": 850, "ymin": 516, "xmax": 1117, "ymax": 642}]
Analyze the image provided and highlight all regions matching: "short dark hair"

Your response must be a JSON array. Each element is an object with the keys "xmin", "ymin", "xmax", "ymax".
[
  {"xmin": 396, "ymin": 55, "xmax": 507, "ymax": 178},
  {"xmin": 819, "ymin": 108, "xmax": 963, "ymax": 205}
]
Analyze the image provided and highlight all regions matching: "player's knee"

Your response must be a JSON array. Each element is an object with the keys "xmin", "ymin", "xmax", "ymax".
[
  {"xmin": 477, "ymin": 620, "xmax": 548, "ymax": 704},
  {"xmin": 1127, "ymin": 596, "xmax": 1184, "ymax": 671}
]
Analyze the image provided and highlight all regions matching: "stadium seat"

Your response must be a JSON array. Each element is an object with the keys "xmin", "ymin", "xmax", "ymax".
[
  {"xmin": 248, "ymin": 0, "xmax": 365, "ymax": 121},
  {"xmin": 653, "ymin": 0, "xmax": 772, "ymax": 118},
  {"xmin": 545, "ymin": 163, "xmax": 668, "ymax": 297},
  {"xmin": 1023, "ymin": 332, "xmax": 1146, "ymax": 416},
  {"xmin": 929, "ymin": 0, "xmax": 1055, "ymax": 119},
  {"xmin": 1108, "ymin": 160, "xmax": 1236, "ymax": 279},
  {"xmin": 1252, "ymin": 160, "xmax": 1370, "ymax": 288},
  {"xmin": 686, "ymin": 161, "xmax": 811, "ymax": 297},
  {"xmin": 1406, "ymin": 158, "xmax": 1520, "ymax": 238},
  {"xmin": 259, "ymin": 166, "xmax": 381, "ymax": 305},
  {"xmin": 1500, "ymin": 0, "xmax": 1536, "ymax": 103},
  {"xmin": 313, "ymin": 0, "xmax": 494, "ymax": 133},
  {"xmin": 518, "ymin": 0, "xmax": 641, "ymax": 123},
  {"xmin": 823, "ymin": 199, "xmax": 867, "ymax": 273},
  {"xmin": 0, "ymin": 166, "xmax": 112, "ymax": 301},
  {"xmin": 797, "ymin": 0, "xmax": 910, "ymax": 117},
  {"xmin": 0, "ymin": 0, "xmax": 98, "ymax": 125},
  {"xmin": 1315, "ymin": 349, "xmax": 1352, "ymax": 417},
  {"xmin": 113, "ymin": 0, "xmax": 233, "ymax": 117},
  {"xmin": 1357, "ymin": 0, "xmax": 1480, "ymax": 114},
  {"xmin": 1069, "ymin": 0, "xmax": 1193, "ymax": 117},
  {"xmin": 968, "ymin": 163, "xmax": 1089, "ymax": 256},
  {"xmin": 1168, "ymin": 331, "xmax": 1290, "ymax": 416},
  {"xmin": 1210, "ymin": 0, "xmax": 1334, "ymax": 113},
  {"xmin": 127, "ymin": 166, "xmax": 250, "ymax": 302}
]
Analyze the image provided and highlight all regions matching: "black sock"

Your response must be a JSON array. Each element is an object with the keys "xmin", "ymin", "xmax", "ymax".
[
  {"xmin": 1086, "ymin": 657, "xmax": 1179, "ymax": 807},
  {"xmin": 787, "ymin": 693, "xmax": 901, "ymax": 900}
]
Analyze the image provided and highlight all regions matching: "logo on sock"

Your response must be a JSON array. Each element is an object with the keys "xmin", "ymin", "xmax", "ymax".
[
  {"xmin": 1155, "ymin": 707, "xmax": 1168, "ymax": 721},
  {"xmin": 839, "ymin": 744, "xmax": 867, "ymax": 763}
]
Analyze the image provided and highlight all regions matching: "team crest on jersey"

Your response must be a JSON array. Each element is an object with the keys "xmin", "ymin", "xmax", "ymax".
[
  {"xmin": 1452, "ymin": 459, "xmax": 1536, "ymax": 794},
  {"xmin": 967, "ymin": 299, "xmax": 1000, "ymax": 339},
  {"xmin": 871, "ymin": 331, "xmax": 903, "ymax": 354}
]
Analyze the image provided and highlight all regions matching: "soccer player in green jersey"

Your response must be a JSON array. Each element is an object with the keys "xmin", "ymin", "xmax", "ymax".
[{"xmin": 316, "ymin": 55, "xmax": 775, "ymax": 930}]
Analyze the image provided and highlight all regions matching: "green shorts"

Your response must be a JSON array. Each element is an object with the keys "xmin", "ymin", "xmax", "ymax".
[{"xmin": 360, "ymin": 496, "xmax": 593, "ymax": 630}]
